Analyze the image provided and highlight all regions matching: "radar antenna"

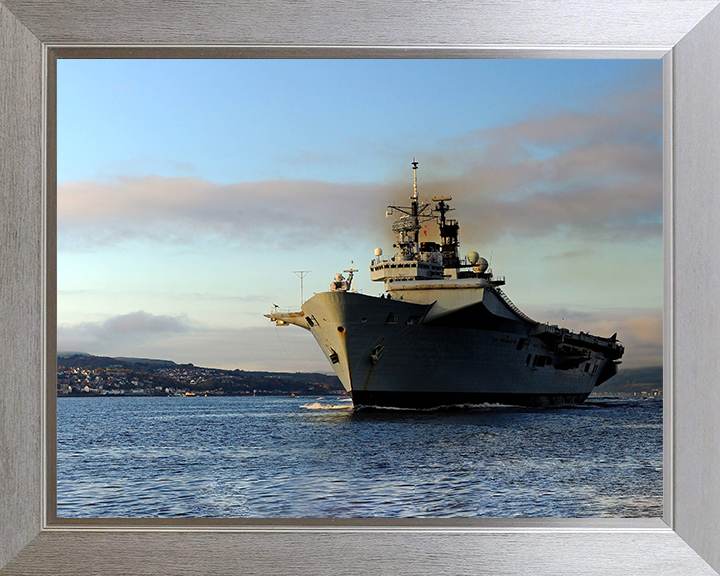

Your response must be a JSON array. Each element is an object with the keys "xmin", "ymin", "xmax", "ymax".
[
  {"xmin": 412, "ymin": 158, "xmax": 419, "ymax": 201},
  {"xmin": 385, "ymin": 160, "xmax": 435, "ymax": 259},
  {"xmin": 344, "ymin": 260, "xmax": 358, "ymax": 292},
  {"xmin": 432, "ymin": 196, "xmax": 460, "ymax": 268},
  {"xmin": 291, "ymin": 270, "xmax": 310, "ymax": 306},
  {"xmin": 410, "ymin": 159, "xmax": 420, "ymax": 246}
]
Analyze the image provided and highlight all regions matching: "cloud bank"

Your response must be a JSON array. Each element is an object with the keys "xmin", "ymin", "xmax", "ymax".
[
  {"xmin": 58, "ymin": 311, "xmax": 328, "ymax": 372},
  {"xmin": 58, "ymin": 81, "xmax": 661, "ymax": 251},
  {"xmin": 58, "ymin": 310, "xmax": 193, "ymax": 347}
]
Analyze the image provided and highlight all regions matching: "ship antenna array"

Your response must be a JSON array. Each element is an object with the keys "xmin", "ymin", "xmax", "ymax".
[
  {"xmin": 411, "ymin": 159, "xmax": 419, "ymax": 244},
  {"xmin": 344, "ymin": 260, "xmax": 358, "ymax": 292},
  {"xmin": 385, "ymin": 160, "xmax": 434, "ymax": 256},
  {"xmin": 412, "ymin": 158, "xmax": 419, "ymax": 200},
  {"xmin": 292, "ymin": 270, "xmax": 310, "ymax": 306}
]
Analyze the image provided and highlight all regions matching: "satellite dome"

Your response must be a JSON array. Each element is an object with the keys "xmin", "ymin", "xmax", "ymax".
[
  {"xmin": 334, "ymin": 273, "xmax": 345, "ymax": 282},
  {"xmin": 374, "ymin": 247, "xmax": 383, "ymax": 256},
  {"xmin": 473, "ymin": 257, "xmax": 489, "ymax": 273},
  {"xmin": 467, "ymin": 251, "xmax": 480, "ymax": 265}
]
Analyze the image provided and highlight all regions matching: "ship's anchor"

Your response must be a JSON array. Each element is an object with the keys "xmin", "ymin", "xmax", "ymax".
[{"xmin": 370, "ymin": 343, "xmax": 386, "ymax": 365}]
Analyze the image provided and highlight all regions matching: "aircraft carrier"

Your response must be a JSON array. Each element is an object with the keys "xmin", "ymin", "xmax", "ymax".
[{"xmin": 266, "ymin": 161, "xmax": 624, "ymax": 409}]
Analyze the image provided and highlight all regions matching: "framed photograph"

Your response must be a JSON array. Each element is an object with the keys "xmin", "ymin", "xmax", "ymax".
[
  {"xmin": 51, "ymin": 57, "xmax": 663, "ymax": 521},
  {"xmin": 2, "ymin": 1, "xmax": 720, "ymax": 575}
]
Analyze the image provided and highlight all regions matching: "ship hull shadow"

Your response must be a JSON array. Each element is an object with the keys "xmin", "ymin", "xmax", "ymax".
[{"xmin": 350, "ymin": 390, "xmax": 591, "ymax": 410}]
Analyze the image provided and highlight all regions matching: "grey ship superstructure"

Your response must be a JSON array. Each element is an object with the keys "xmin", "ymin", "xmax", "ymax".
[{"xmin": 267, "ymin": 161, "xmax": 624, "ymax": 408}]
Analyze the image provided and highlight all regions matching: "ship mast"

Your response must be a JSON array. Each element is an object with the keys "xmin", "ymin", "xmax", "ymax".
[
  {"xmin": 411, "ymin": 159, "xmax": 419, "ymax": 247},
  {"xmin": 385, "ymin": 160, "xmax": 433, "ymax": 260}
]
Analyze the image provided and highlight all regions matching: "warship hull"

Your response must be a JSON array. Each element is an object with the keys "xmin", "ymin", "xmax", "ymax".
[{"xmin": 298, "ymin": 291, "xmax": 619, "ymax": 409}]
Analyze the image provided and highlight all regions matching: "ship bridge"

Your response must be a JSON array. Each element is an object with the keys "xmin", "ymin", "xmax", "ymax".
[
  {"xmin": 370, "ymin": 248, "xmax": 444, "ymax": 282},
  {"xmin": 371, "ymin": 161, "xmax": 504, "ymax": 292}
]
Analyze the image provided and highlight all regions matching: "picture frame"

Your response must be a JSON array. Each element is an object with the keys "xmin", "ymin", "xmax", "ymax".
[{"xmin": 2, "ymin": 1, "xmax": 720, "ymax": 574}]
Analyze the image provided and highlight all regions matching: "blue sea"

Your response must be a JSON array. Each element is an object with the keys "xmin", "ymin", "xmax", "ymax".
[{"xmin": 57, "ymin": 395, "xmax": 662, "ymax": 518}]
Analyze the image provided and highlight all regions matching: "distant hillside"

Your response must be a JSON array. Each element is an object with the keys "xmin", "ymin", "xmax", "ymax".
[
  {"xmin": 596, "ymin": 366, "xmax": 663, "ymax": 394},
  {"xmin": 56, "ymin": 353, "xmax": 343, "ymax": 396},
  {"xmin": 114, "ymin": 356, "xmax": 178, "ymax": 366},
  {"xmin": 57, "ymin": 353, "xmax": 178, "ymax": 369}
]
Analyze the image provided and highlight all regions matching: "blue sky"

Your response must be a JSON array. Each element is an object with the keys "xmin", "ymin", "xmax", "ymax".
[{"xmin": 57, "ymin": 59, "xmax": 663, "ymax": 371}]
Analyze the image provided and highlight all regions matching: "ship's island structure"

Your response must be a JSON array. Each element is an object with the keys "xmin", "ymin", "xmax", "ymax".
[{"xmin": 266, "ymin": 161, "xmax": 624, "ymax": 409}]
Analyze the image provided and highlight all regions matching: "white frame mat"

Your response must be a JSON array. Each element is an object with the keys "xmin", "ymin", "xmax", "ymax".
[{"xmin": 2, "ymin": 1, "xmax": 720, "ymax": 574}]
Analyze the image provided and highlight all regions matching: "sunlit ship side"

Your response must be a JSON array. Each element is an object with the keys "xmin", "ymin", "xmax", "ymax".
[{"xmin": 266, "ymin": 161, "xmax": 624, "ymax": 409}]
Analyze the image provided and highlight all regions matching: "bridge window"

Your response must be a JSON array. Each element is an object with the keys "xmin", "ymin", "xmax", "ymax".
[{"xmin": 385, "ymin": 313, "xmax": 398, "ymax": 324}]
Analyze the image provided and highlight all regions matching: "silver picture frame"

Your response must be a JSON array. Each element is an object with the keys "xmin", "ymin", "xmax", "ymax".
[{"xmin": 2, "ymin": 1, "xmax": 720, "ymax": 574}]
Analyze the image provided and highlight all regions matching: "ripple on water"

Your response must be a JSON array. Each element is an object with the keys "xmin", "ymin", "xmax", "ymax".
[{"xmin": 57, "ymin": 395, "xmax": 662, "ymax": 518}]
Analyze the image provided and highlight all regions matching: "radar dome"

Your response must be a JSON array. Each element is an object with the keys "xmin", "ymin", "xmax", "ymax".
[
  {"xmin": 473, "ymin": 257, "xmax": 489, "ymax": 273},
  {"xmin": 374, "ymin": 247, "xmax": 383, "ymax": 256},
  {"xmin": 467, "ymin": 251, "xmax": 480, "ymax": 265}
]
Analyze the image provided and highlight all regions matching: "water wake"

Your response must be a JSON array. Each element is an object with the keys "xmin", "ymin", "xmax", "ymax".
[{"xmin": 300, "ymin": 402, "xmax": 353, "ymax": 411}]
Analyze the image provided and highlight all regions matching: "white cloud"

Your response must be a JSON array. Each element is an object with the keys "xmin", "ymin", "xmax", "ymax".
[
  {"xmin": 58, "ymin": 81, "xmax": 661, "ymax": 252},
  {"xmin": 58, "ymin": 177, "xmax": 392, "ymax": 251},
  {"xmin": 57, "ymin": 311, "xmax": 329, "ymax": 372},
  {"xmin": 58, "ymin": 310, "xmax": 192, "ymax": 347}
]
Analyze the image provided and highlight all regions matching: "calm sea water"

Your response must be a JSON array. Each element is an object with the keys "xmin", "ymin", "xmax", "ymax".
[{"xmin": 57, "ymin": 395, "xmax": 662, "ymax": 518}]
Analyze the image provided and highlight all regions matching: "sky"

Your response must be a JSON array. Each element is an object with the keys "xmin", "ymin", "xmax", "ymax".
[{"xmin": 57, "ymin": 59, "xmax": 663, "ymax": 372}]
